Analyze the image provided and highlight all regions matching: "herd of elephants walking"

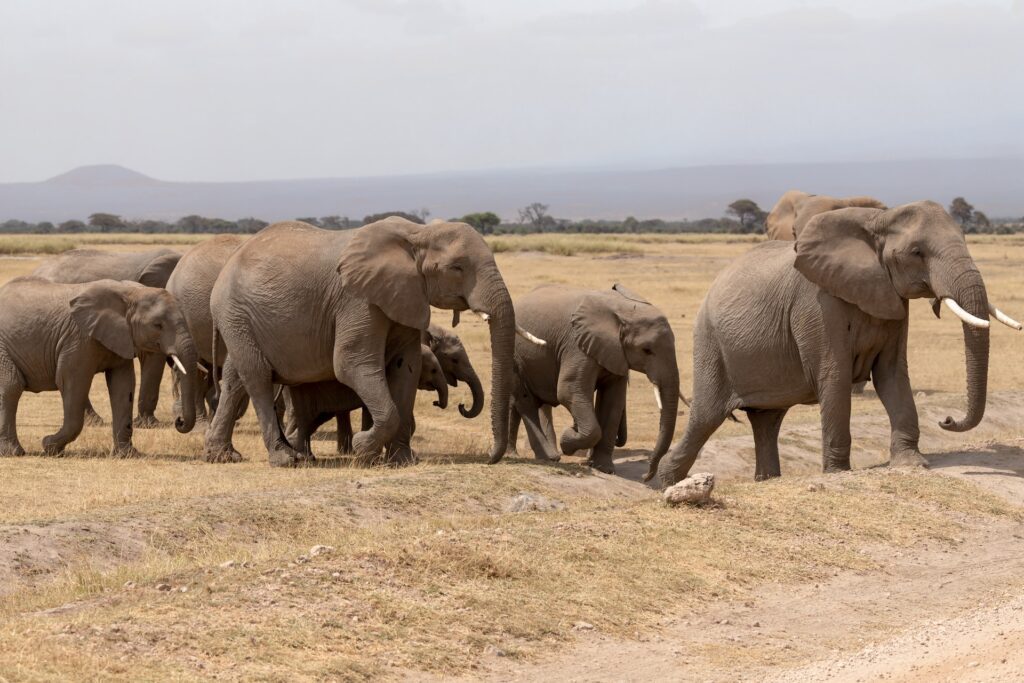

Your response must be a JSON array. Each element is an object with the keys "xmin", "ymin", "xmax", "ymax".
[{"xmin": 0, "ymin": 190, "xmax": 1019, "ymax": 488}]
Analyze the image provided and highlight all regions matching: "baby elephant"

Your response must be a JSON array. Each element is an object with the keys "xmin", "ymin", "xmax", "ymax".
[
  {"xmin": 283, "ymin": 344, "xmax": 450, "ymax": 457},
  {"xmin": 500, "ymin": 284, "xmax": 680, "ymax": 473},
  {"xmin": 0, "ymin": 278, "xmax": 199, "ymax": 457}
]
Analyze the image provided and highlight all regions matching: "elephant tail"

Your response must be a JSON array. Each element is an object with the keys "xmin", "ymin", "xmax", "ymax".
[{"xmin": 211, "ymin": 324, "xmax": 220, "ymax": 405}]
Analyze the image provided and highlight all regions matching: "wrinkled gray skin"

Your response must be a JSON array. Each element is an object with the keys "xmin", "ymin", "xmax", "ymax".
[
  {"xmin": 332, "ymin": 325, "xmax": 484, "ymax": 453},
  {"xmin": 31, "ymin": 248, "xmax": 182, "ymax": 427},
  {"xmin": 204, "ymin": 218, "xmax": 517, "ymax": 467},
  {"xmin": 654, "ymin": 201, "xmax": 992, "ymax": 486},
  {"xmin": 284, "ymin": 345, "xmax": 449, "ymax": 455},
  {"xmin": 0, "ymin": 278, "xmax": 198, "ymax": 457},
  {"xmin": 165, "ymin": 235, "xmax": 250, "ymax": 421},
  {"xmin": 500, "ymin": 284, "xmax": 680, "ymax": 474}
]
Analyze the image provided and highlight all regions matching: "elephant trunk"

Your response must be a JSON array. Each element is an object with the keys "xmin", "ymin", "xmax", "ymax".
[
  {"xmin": 433, "ymin": 378, "xmax": 449, "ymax": 410},
  {"xmin": 458, "ymin": 365, "xmax": 485, "ymax": 418},
  {"xmin": 470, "ymin": 267, "xmax": 515, "ymax": 462},
  {"xmin": 935, "ymin": 266, "xmax": 990, "ymax": 432},
  {"xmin": 168, "ymin": 326, "xmax": 199, "ymax": 434},
  {"xmin": 649, "ymin": 368, "xmax": 680, "ymax": 465}
]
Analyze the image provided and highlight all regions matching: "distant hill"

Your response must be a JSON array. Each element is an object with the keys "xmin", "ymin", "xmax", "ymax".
[{"xmin": 1, "ymin": 158, "xmax": 1022, "ymax": 223}]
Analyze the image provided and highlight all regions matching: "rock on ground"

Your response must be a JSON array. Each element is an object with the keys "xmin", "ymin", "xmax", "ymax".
[
  {"xmin": 663, "ymin": 472, "xmax": 715, "ymax": 506},
  {"xmin": 505, "ymin": 492, "xmax": 566, "ymax": 513}
]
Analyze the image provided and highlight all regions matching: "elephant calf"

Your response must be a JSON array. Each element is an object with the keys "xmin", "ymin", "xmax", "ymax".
[
  {"xmin": 0, "ymin": 278, "xmax": 199, "ymax": 457},
  {"xmin": 500, "ymin": 284, "xmax": 680, "ymax": 474}
]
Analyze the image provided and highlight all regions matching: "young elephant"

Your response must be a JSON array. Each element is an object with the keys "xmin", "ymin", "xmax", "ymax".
[
  {"xmin": 499, "ymin": 284, "xmax": 680, "ymax": 474},
  {"xmin": 0, "ymin": 278, "xmax": 199, "ymax": 457},
  {"xmin": 652, "ymin": 201, "xmax": 1020, "ymax": 486},
  {"xmin": 283, "ymin": 344, "xmax": 449, "ymax": 456},
  {"xmin": 31, "ymin": 248, "xmax": 183, "ymax": 427}
]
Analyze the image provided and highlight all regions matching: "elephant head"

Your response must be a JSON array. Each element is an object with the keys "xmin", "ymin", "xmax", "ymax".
[
  {"xmin": 767, "ymin": 190, "xmax": 887, "ymax": 241},
  {"xmin": 795, "ymin": 200, "xmax": 1019, "ymax": 432},
  {"xmin": 137, "ymin": 249, "xmax": 183, "ymax": 288},
  {"xmin": 424, "ymin": 324, "xmax": 483, "ymax": 418},
  {"xmin": 418, "ymin": 345, "xmax": 449, "ymax": 409},
  {"xmin": 571, "ymin": 284, "xmax": 680, "ymax": 463},
  {"xmin": 69, "ymin": 280, "xmax": 200, "ymax": 433},
  {"xmin": 338, "ymin": 217, "xmax": 527, "ymax": 459}
]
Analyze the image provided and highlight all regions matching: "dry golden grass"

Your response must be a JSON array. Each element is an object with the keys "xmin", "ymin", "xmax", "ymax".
[
  {"xmin": 1, "ymin": 232, "xmax": 1023, "ymax": 680},
  {"xmin": 0, "ymin": 236, "xmax": 77, "ymax": 255}
]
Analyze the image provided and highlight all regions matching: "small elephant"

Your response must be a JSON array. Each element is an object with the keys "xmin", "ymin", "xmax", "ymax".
[
  {"xmin": 653, "ymin": 201, "xmax": 1020, "ymax": 486},
  {"xmin": 284, "ymin": 344, "xmax": 450, "ymax": 456},
  {"xmin": 165, "ymin": 235, "xmax": 249, "ymax": 422},
  {"xmin": 31, "ymin": 248, "xmax": 183, "ymax": 427},
  {"xmin": 499, "ymin": 284, "xmax": 680, "ymax": 474},
  {"xmin": 0, "ymin": 278, "xmax": 199, "ymax": 457}
]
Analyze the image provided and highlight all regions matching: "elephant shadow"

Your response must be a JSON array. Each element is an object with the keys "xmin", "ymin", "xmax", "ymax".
[
  {"xmin": 924, "ymin": 442, "xmax": 1024, "ymax": 481},
  {"xmin": 609, "ymin": 449, "xmax": 662, "ymax": 490}
]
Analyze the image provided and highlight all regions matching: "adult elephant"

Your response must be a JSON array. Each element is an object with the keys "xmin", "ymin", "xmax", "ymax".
[
  {"xmin": 284, "ymin": 344, "xmax": 450, "ymax": 455},
  {"xmin": 497, "ymin": 284, "xmax": 680, "ymax": 474},
  {"xmin": 766, "ymin": 190, "xmax": 889, "ymax": 394},
  {"xmin": 204, "ymin": 218, "xmax": 532, "ymax": 467},
  {"xmin": 765, "ymin": 190, "xmax": 887, "ymax": 241},
  {"xmin": 0, "ymin": 278, "xmax": 198, "ymax": 457},
  {"xmin": 31, "ymin": 248, "xmax": 183, "ymax": 427},
  {"xmin": 652, "ymin": 201, "xmax": 1020, "ymax": 486},
  {"xmin": 165, "ymin": 235, "xmax": 249, "ymax": 421}
]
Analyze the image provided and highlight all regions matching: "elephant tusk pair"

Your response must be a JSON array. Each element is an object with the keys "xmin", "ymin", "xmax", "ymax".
[
  {"xmin": 170, "ymin": 354, "xmax": 187, "ymax": 375},
  {"xmin": 932, "ymin": 297, "xmax": 1020, "ymax": 331},
  {"xmin": 472, "ymin": 310, "xmax": 548, "ymax": 346}
]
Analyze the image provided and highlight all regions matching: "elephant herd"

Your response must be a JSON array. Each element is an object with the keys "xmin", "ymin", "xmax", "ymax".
[{"xmin": 0, "ymin": 193, "xmax": 1018, "ymax": 489}]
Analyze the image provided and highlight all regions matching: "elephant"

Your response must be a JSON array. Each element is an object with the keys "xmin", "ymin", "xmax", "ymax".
[
  {"xmin": 204, "ymin": 217, "xmax": 535, "ymax": 467},
  {"xmin": 765, "ymin": 190, "xmax": 887, "ymax": 241},
  {"xmin": 0, "ymin": 278, "xmax": 198, "ymax": 457},
  {"xmin": 497, "ymin": 284, "xmax": 680, "ymax": 474},
  {"xmin": 652, "ymin": 200, "xmax": 1021, "ymax": 486},
  {"xmin": 164, "ymin": 235, "xmax": 249, "ymax": 421},
  {"xmin": 31, "ymin": 248, "xmax": 183, "ymax": 427},
  {"xmin": 283, "ymin": 344, "xmax": 449, "ymax": 455},
  {"xmin": 767, "ymin": 190, "xmax": 889, "ymax": 394},
  {"xmin": 331, "ymin": 324, "xmax": 485, "ymax": 453}
]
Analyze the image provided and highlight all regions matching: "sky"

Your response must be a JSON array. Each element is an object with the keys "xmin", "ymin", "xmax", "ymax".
[{"xmin": 0, "ymin": 0, "xmax": 1021, "ymax": 182}]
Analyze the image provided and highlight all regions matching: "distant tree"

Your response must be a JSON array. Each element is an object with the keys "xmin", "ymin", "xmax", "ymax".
[
  {"xmin": 970, "ymin": 210, "xmax": 991, "ymax": 232},
  {"xmin": 320, "ymin": 215, "xmax": 352, "ymax": 230},
  {"xmin": 622, "ymin": 216, "xmax": 639, "ymax": 233},
  {"xmin": 949, "ymin": 197, "xmax": 974, "ymax": 229},
  {"xmin": 726, "ymin": 199, "xmax": 766, "ymax": 233},
  {"xmin": 517, "ymin": 202, "xmax": 556, "ymax": 230},
  {"xmin": 236, "ymin": 217, "xmax": 269, "ymax": 234},
  {"xmin": 458, "ymin": 211, "xmax": 501, "ymax": 234},
  {"xmin": 413, "ymin": 207, "xmax": 431, "ymax": 222},
  {"xmin": 33, "ymin": 221, "xmax": 54, "ymax": 234},
  {"xmin": 175, "ymin": 215, "xmax": 210, "ymax": 233},
  {"xmin": 296, "ymin": 217, "xmax": 321, "ymax": 227},
  {"xmin": 88, "ymin": 212, "xmax": 124, "ymax": 232},
  {"xmin": 362, "ymin": 211, "xmax": 425, "ymax": 225},
  {"xmin": 58, "ymin": 219, "xmax": 86, "ymax": 233}
]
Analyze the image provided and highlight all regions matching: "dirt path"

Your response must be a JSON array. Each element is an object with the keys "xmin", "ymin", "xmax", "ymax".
[{"xmin": 461, "ymin": 399, "xmax": 1024, "ymax": 683}]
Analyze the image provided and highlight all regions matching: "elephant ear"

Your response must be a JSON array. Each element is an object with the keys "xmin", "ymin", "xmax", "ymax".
[
  {"xmin": 571, "ymin": 294, "xmax": 629, "ymax": 375},
  {"xmin": 139, "ymin": 250, "xmax": 182, "ymax": 287},
  {"xmin": 337, "ymin": 218, "xmax": 430, "ymax": 330},
  {"xmin": 69, "ymin": 281, "xmax": 136, "ymax": 359},
  {"xmin": 794, "ymin": 208, "xmax": 906, "ymax": 320},
  {"xmin": 611, "ymin": 283, "xmax": 651, "ymax": 305}
]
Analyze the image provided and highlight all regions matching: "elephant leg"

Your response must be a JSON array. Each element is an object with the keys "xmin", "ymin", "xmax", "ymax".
[
  {"xmin": 106, "ymin": 362, "xmax": 139, "ymax": 457},
  {"xmin": 615, "ymin": 406, "xmax": 627, "ymax": 448},
  {"xmin": 43, "ymin": 371, "xmax": 93, "ymax": 456},
  {"xmin": 515, "ymin": 395, "xmax": 560, "ymax": 462},
  {"xmin": 818, "ymin": 382, "xmax": 853, "ymax": 472},
  {"xmin": 539, "ymin": 404, "xmax": 557, "ymax": 449},
  {"xmin": 851, "ymin": 380, "xmax": 868, "ymax": 395},
  {"xmin": 335, "ymin": 353, "xmax": 399, "ymax": 460},
  {"xmin": 747, "ymin": 408, "xmax": 787, "ymax": 481},
  {"xmin": 381, "ymin": 339, "xmax": 420, "ymax": 467},
  {"xmin": 590, "ymin": 376, "xmax": 627, "ymax": 474},
  {"xmin": 0, "ymin": 355, "xmax": 26, "ymax": 456},
  {"xmin": 556, "ymin": 374, "xmax": 602, "ymax": 456},
  {"xmin": 872, "ymin": 337, "xmax": 924, "ymax": 468},
  {"xmin": 83, "ymin": 397, "xmax": 104, "ymax": 426},
  {"xmin": 134, "ymin": 352, "xmax": 164, "ymax": 428},
  {"xmin": 235, "ymin": 355, "xmax": 304, "ymax": 468},
  {"xmin": 360, "ymin": 406, "xmax": 373, "ymax": 432},
  {"xmin": 202, "ymin": 357, "xmax": 246, "ymax": 463},
  {"xmin": 336, "ymin": 412, "xmax": 354, "ymax": 454}
]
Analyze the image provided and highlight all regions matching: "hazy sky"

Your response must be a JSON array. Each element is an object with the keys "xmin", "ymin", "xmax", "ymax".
[{"xmin": 1, "ymin": 0, "xmax": 1021, "ymax": 182}]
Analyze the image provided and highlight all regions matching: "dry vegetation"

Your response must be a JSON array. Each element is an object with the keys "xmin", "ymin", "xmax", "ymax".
[{"xmin": 1, "ymin": 232, "xmax": 1023, "ymax": 681}]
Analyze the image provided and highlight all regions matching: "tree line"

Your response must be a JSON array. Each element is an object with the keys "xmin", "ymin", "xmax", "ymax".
[{"xmin": 1, "ymin": 197, "xmax": 1020, "ymax": 236}]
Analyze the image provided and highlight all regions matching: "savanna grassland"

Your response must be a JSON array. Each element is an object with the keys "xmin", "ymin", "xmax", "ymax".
[{"xmin": 1, "ymin": 233, "xmax": 1023, "ymax": 682}]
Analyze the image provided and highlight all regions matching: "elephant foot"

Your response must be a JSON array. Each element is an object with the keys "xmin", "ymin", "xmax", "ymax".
[
  {"xmin": 268, "ymin": 446, "xmax": 302, "ymax": 468},
  {"xmin": 41, "ymin": 436, "xmax": 67, "ymax": 457},
  {"xmin": 822, "ymin": 460, "xmax": 852, "ymax": 473},
  {"xmin": 890, "ymin": 450, "xmax": 928, "ymax": 469},
  {"xmin": 587, "ymin": 456, "xmax": 615, "ymax": 474},
  {"xmin": 385, "ymin": 447, "xmax": 418, "ymax": 468},
  {"xmin": 559, "ymin": 429, "xmax": 598, "ymax": 457},
  {"xmin": 0, "ymin": 440, "xmax": 25, "ymax": 457},
  {"xmin": 133, "ymin": 414, "xmax": 161, "ymax": 429},
  {"xmin": 295, "ymin": 451, "xmax": 317, "ymax": 466},
  {"xmin": 204, "ymin": 445, "xmax": 243, "ymax": 464},
  {"xmin": 111, "ymin": 445, "xmax": 143, "ymax": 459},
  {"xmin": 535, "ymin": 452, "xmax": 561, "ymax": 463},
  {"xmin": 84, "ymin": 411, "xmax": 104, "ymax": 427},
  {"xmin": 351, "ymin": 430, "xmax": 384, "ymax": 460}
]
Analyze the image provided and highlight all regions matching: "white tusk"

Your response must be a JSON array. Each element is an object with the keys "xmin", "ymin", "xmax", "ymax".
[
  {"xmin": 989, "ymin": 304, "xmax": 1023, "ymax": 331},
  {"xmin": 516, "ymin": 325, "xmax": 547, "ymax": 346},
  {"xmin": 196, "ymin": 365, "xmax": 209, "ymax": 377},
  {"xmin": 170, "ymin": 354, "xmax": 187, "ymax": 375},
  {"xmin": 653, "ymin": 386, "xmax": 663, "ymax": 411},
  {"xmin": 473, "ymin": 310, "xmax": 491, "ymax": 322},
  {"xmin": 942, "ymin": 298, "xmax": 989, "ymax": 329}
]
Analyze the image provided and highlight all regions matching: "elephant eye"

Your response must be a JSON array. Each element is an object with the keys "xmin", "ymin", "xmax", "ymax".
[
  {"xmin": 643, "ymin": 347, "xmax": 654, "ymax": 356},
  {"xmin": 154, "ymin": 322, "xmax": 164, "ymax": 330},
  {"xmin": 911, "ymin": 246, "xmax": 923, "ymax": 257}
]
